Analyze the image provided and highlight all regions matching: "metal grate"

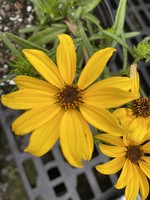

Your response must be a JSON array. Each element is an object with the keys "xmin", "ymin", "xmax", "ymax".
[{"xmin": 0, "ymin": 0, "xmax": 150, "ymax": 200}]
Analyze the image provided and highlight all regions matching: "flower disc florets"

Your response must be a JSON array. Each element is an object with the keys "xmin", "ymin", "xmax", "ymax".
[
  {"xmin": 133, "ymin": 97, "xmax": 150, "ymax": 118},
  {"xmin": 125, "ymin": 145, "xmax": 143, "ymax": 164},
  {"xmin": 56, "ymin": 84, "xmax": 83, "ymax": 110}
]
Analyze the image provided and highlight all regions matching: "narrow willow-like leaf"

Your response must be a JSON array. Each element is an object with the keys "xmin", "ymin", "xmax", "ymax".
[
  {"xmin": 19, "ymin": 25, "xmax": 43, "ymax": 33},
  {"xmin": 142, "ymin": 36, "xmax": 150, "ymax": 43},
  {"xmin": 121, "ymin": 31, "xmax": 128, "ymax": 70},
  {"xmin": 5, "ymin": 32, "xmax": 49, "ymax": 53},
  {"xmin": 89, "ymin": 32, "xmax": 105, "ymax": 41},
  {"xmin": 79, "ymin": 28, "xmax": 94, "ymax": 57},
  {"xmin": 113, "ymin": 0, "xmax": 127, "ymax": 35},
  {"xmin": 0, "ymin": 32, "xmax": 23, "ymax": 58},
  {"xmin": 102, "ymin": 30, "xmax": 132, "ymax": 54},
  {"xmin": 82, "ymin": 0, "xmax": 101, "ymax": 14},
  {"xmin": 28, "ymin": 26, "xmax": 67, "ymax": 45},
  {"xmin": 124, "ymin": 32, "xmax": 140, "ymax": 38},
  {"xmin": 51, "ymin": 23, "xmax": 68, "ymax": 29},
  {"xmin": 84, "ymin": 13, "xmax": 101, "ymax": 29},
  {"xmin": 29, "ymin": 0, "xmax": 47, "ymax": 24},
  {"xmin": 73, "ymin": 6, "xmax": 82, "ymax": 22}
]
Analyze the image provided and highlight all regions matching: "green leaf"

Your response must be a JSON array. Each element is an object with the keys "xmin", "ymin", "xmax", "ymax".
[
  {"xmin": 113, "ymin": 0, "xmax": 127, "ymax": 34},
  {"xmin": 19, "ymin": 25, "xmax": 43, "ymax": 34},
  {"xmin": 28, "ymin": 26, "xmax": 67, "ymax": 46},
  {"xmin": 89, "ymin": 32, "xmax": 105, "ymax": 41},
  {"xmin": 29, "ymin": 0, "xmax": 47, "ymax": 24},
  {"xmin": 84, "ymin": 13, "xmax": 101, "ymax": 28},
  {"xmin": 0, "ymin": 32, "xmax": 23, "ymax": 58},
  {"xmin": 79, "ymin": 28, "xmax": 94, "ymax": 57},
  {"xmin": 102, "ymin": 30, "xmax": 132, "ymax": 54},
  {"xmin": 51, "ymin": 23, "xmax": 67, "ymax": 29},
  {"xmin": 121, "ymin": 31, "xmax": 128, "ymax": 70},
  {"xmin": 73, "ymin": 6, "xmax": 82, "ymax": 22},
  {"xmin": 82, "ymin": 0, "xmax": 101, "ymax": 14},
  {"xmin": 142, "ymin": 36, "xmax": 150, "ymax": 43},
  {"xmin": 133, "ymin": 37, "xmax": 150, "ymax": 62},
  {"xmin": 5, "ymin": 32, "xmax": 50, "ymax": 53},
  {"xmin": 124, "ymin": 32, "xmax": 140, "ymax": 38}
]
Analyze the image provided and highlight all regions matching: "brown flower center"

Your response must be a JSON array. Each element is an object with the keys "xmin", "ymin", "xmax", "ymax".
[
  {"xmin": 125, "ymin": 145, "xmax": 143, "ymax": 164},
  {"xmin": 56, "ymin": 84, "xmax": 83, "ymax": 110},
  {"xmin": 133, "ymin": 97, "xmax": 150, "ymax": 118}
]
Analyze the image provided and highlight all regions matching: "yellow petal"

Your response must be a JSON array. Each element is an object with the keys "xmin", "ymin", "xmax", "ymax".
[
  {"xmin": 120, "ymin": 117, "xmax": 133, "ymax": 130},
  {"xmin": 130, "ymin": 64, "xmax": 140, "ymax": 94},
  {"xmin": 57, "ymin": 34, "xmax": 76, "ymax": 84},
  {"xmin": 142, "ymin": 156, "xmax": 150, "ymax": 165},
  {"xmin": 14, "ymin": 75, "xmax": 57, "ymax": 92},
  {"xmin": 141, "ymin": 142, "xmax": 150, "ymax": 153},
  {"xmin": 123, "ymin": 136, "xmax": 132, "ymax": 146},
  {"xmin": 96, "ymin": 134, "xmax": 124, "ymax": 146},
  {"xmin": 96, "ymin": 156, "xmax": 126, "ymax": 175},
  {"xmin": 78, "ymin": 47, "xmax": 116, "ymax": 89},
  {"xmin": 125, "ymin": 164, "xmax": 139, "ymax": 200},
  {"xmin": 23, "ymin": 49, "xmax": 64, "ymax": 88},
  {"xmin": 85, "ymin": 76, "xmax": 132, "ymax": 92},
  {"xmin": 138, "ymin": 160, "xmax": 150, "ymax": 179},
  {"xmin": 113, "ymin": 108, "xmax": 133, "ymax": 119},
  {"xmin": 148, "ymin": 119, "xmax": 150, "ymax": 128},
  {"xmin": 136, "ymin": 165, "xmax": 149, "ymax": 200},
  {"xmin": 76, "ymin": 113, "xmax": 94, "ymax": 160},
  {"xmin": 100, "ymin": 144, "xmax": 126, "ymax": 157},
  {"xmin": 25, "ymin": 109, "xmax": 64, "ymax": 156},
  {"xmin": 12, "ymin": 104, "xmax": 61, "ymax": 135},
  {"xmin": 83, "ymin": 87, "xmax": 139, "ymax": 108},
  {"xmin": 115, "ymin": 159, "xmax": 133, "ymax": 189},
  {"xmin": 1, "ymin": 89, "xmax": 56, "ymax": 110},
  {"xmin": 128, "ymin": 118, "xmax": 148, "ymax": 142},
  {"xmin": 113, "ymin": 108, "xmax": 135, "ymax": 129},
  {"xmin": 60, "ymin": 110, "xmax": 84, "ymax": 168},
  {"xmin": 80, "ymin": 104, "xmax": 126, "ymax": 136},
  {"xmin": 136, "ymin": 132, "xmax": 150, "ymax": 146}
]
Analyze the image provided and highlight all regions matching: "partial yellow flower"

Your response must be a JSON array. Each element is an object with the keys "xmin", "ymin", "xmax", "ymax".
[
  {"xmin": 114, "ymin": 64, "xmax": 150, "ymax": 142},
  {"xmin": 96, "ymin": 128, "xmax": 150, "ymax": 200},
  {"xmin": 2, "ymin": 34, "xmax": 138, "ymax": 167},
  {"xmin": 130, "ymin": 63, "xmax": 140, "ymax": 94}
]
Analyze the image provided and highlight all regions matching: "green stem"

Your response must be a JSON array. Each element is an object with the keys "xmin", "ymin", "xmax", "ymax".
[{"xmin": 121, "ymin": 31, "xmax": 128, "ymax": 70}]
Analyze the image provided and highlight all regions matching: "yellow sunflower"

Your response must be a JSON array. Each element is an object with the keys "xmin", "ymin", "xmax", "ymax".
[
  {"xmin": 2, "ymin": 34, "xmax": 138, "ymax": 167},
  {"xmin": 114, "ymin": 64, "xmax": 150, "ymax": 141},
  {"xmin": 96, "ymin": 129, "xmax": 150, "ymax": 200}
]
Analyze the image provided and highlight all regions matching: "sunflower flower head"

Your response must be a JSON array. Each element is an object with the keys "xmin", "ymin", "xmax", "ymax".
[
  {"xmin": 56, "ymin": 83, "xmax": 84, "ymax": 110},
  {"xmin": 132, "ymin": 97, "xmax": 150, "ymax": 118},
  {"xmin": 96, "ymin": 128, "xmax": 150, "ymax": 200},
  {"xmin": 1, "ymin": 34, "xmax": 138, "ymax": 168}
]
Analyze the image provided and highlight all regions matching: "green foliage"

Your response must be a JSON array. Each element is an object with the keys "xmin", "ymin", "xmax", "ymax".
[
  {"xmin": 28, "ymin": 24, "xmax": 67, "ymax": 45},
  {"xmin": 113, "ymin": 0, "xmax": 127, "ymax": 36},
  {"xmin": 29, "ymin": 0, "xmax": 101, "ymax": 24},
  {"xmin": 4, "ymin": 32, "xmax": 50, "ymax": 53},
  {"xmin": 0, "ymin": 32, "xmax": 23, "ymax": 58},
  {"xmin": 133, "ymin": 37, "xmax": 150, "ymax": 62},
  {"xmin": 9, "ymin": 57, "xmax": 39, "ymax": 77}
]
